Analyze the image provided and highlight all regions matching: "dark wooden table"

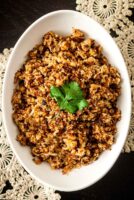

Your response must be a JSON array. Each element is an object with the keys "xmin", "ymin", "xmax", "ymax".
[{"xmin": 0, "ymin": 0, "xmax": 134, "ymax": 199}]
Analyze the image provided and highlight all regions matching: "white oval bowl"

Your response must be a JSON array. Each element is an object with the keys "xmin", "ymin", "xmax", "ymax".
[{"xmin": 2, "ymin": 10, "xmax": 131, "ymax": 192}]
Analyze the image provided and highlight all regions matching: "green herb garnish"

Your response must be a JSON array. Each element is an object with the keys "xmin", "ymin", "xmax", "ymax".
[{"xmin": 50, "ymin": 81, "xmax": 88, "ymax": 114}]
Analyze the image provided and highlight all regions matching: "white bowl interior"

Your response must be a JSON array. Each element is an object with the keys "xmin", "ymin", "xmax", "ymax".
[{"xmin": 2, "ymin": 10, "xmax": 131, "ymax": 191}]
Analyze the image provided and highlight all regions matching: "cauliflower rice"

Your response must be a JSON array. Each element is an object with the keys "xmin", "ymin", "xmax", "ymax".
[{"xmin": 12, "ymin": 29, "xmax": 121, "ymax": 174}]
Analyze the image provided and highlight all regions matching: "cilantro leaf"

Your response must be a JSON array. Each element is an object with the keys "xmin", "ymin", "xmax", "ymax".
[
  {"xmin": 50, "ymin": 86, "xmax": 64, "ymax": 99},
  {"xmin": 67, "ymin": 81, "xmax": 83, "ymax": 97},
  {"xmin": 60, "ymin": 100, "xmax": 78, "ymax": 114},
  {"xmin": 55, "ymin": 97, "xmax": 63, "ymax": 106},
  {"xmin": 50, "ymin": 81, "xmax": 88, "ymax": 113},
  {"xmin": 65, "ymin": 103, "xmax": 78, "ymax": 114},
  {"xmin": 62, "ymin": 81, "xmax": 83, "ymax": 100},
  {"xmin": 77, "ymin": 99, "xmax": 88, "ymax": 110}
]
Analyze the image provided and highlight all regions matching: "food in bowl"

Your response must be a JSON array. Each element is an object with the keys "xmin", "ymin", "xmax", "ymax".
[{"xmin": 12, "ymin": 28, "xmax": 121, "ymax": 174}]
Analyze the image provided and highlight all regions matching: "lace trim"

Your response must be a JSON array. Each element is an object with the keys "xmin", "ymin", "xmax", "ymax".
[{"xmin": 76, "ymin": 0, "xmax": 134, "ymax": 33}]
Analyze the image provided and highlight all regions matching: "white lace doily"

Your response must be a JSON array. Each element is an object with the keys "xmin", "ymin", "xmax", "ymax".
[
  {"xmin": 76, "ymin": 0, "xmax": 134, "ymax": 33},
  {"xmin": 76, "ymin": 0, "xmax": 134, "ymax": 153},
  {"xmin": 0, "ymin": 49, "xmax": 61, "ymax": 200}
]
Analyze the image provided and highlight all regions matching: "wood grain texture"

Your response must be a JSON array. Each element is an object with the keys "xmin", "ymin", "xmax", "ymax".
[{"xmin": 0, "ymin": 0, "xmax": 134, "ymax": 199}]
